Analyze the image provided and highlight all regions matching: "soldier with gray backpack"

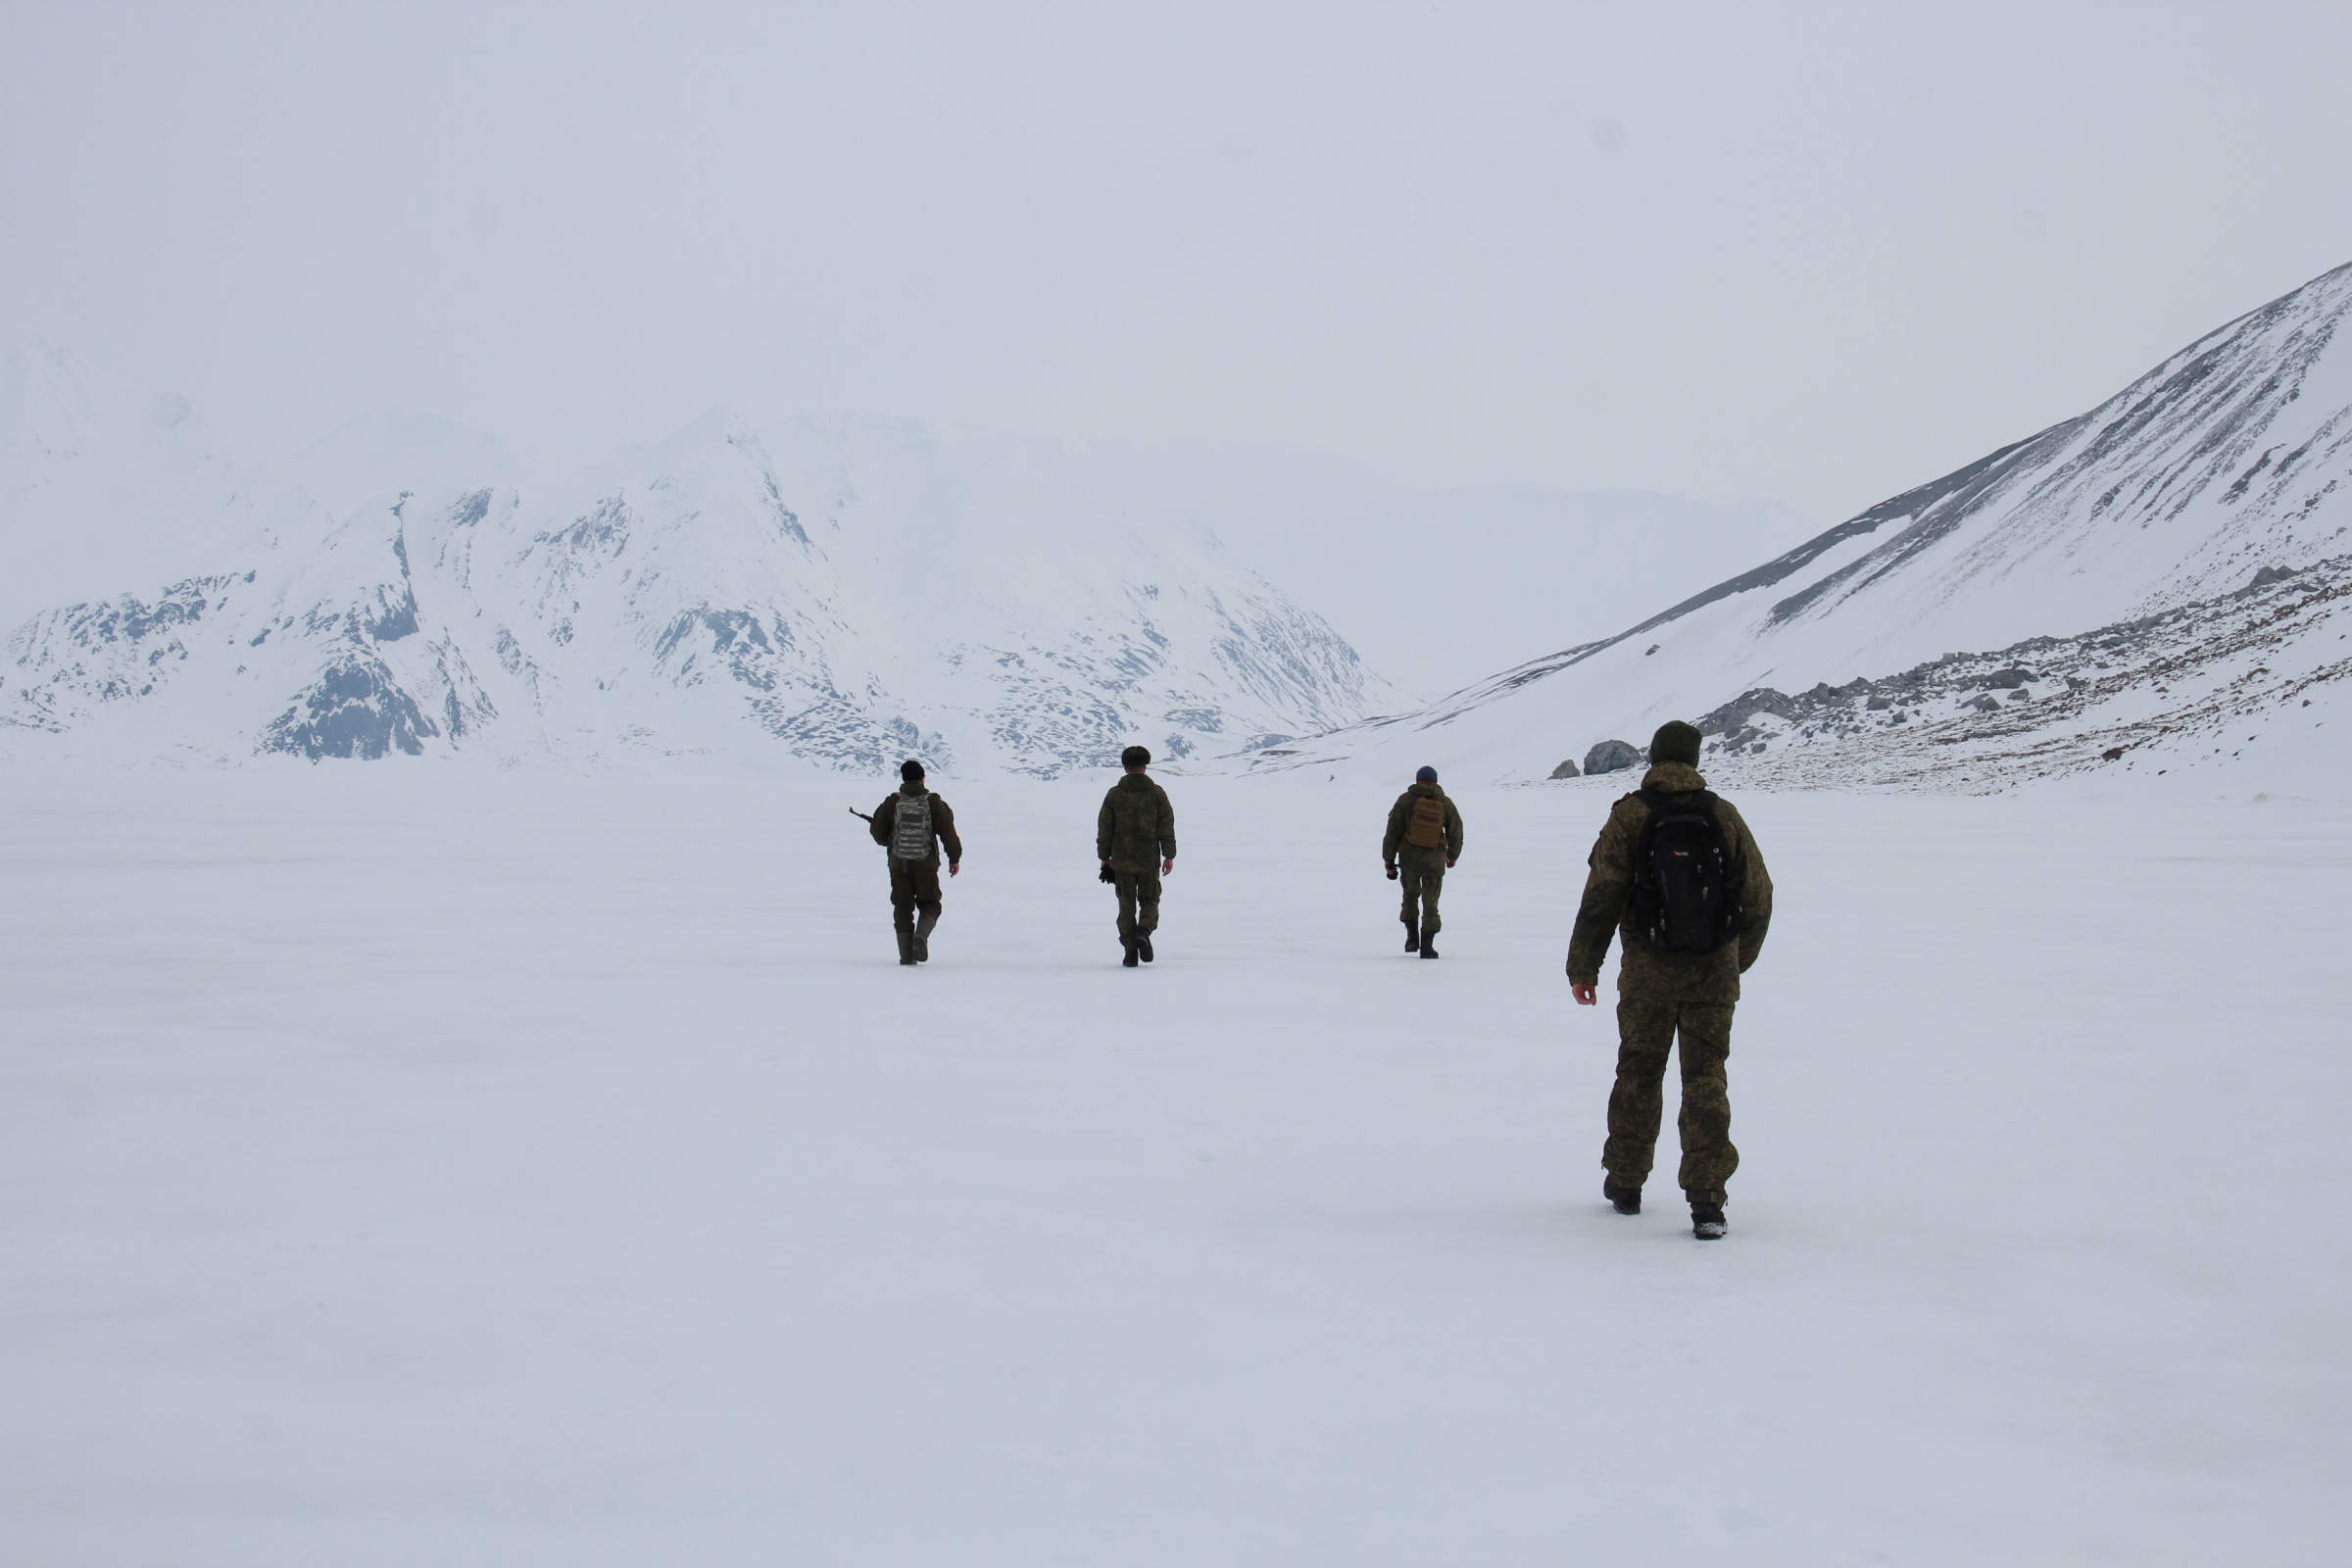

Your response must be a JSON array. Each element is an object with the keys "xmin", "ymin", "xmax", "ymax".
[
  {"xmin": 1566, "ymin": 720, "xmax": 1773, "ymax": 1239},
  {"xmin": 865, "ymin": 760, "xmax": 962, "ymax": 966}
]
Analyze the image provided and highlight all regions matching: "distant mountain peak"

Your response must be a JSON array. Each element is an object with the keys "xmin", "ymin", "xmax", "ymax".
[{"xmin": 5, "ymin": 397, "xmax": 1395, "ymax": 774}]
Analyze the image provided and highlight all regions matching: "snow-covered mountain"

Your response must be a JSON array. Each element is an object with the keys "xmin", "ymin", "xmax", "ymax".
[
  {"xmin": 1006, "ymin": 450, "xmax": 1816, "ymax": 698},
  {"xmin": 286, "ymin": 408, "xmax": 530, "ymax": 525},
  {"xmin": 1246, "ymin": 260, "xmax": 2352, "ymax": 791},
  {"xmin": 1, "ymin": 373, "xmax": 1392, "ymax": 774},
  {"xmin": 0, "ymin": 344, "xmax": 335, "ymax": 631}
]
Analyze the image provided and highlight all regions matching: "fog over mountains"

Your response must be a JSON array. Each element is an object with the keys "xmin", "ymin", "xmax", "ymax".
[
  {"xmin": 0, "ymin": 347, "xmax": 1809, "ymax": 774},
  {"xmin": 0, "ymin": 372, "xmax": 1398, "ymax": 774},
  {"xmin": 7, "ymin": 261, "xmax": 2346, "ymax": 788},
  {"xmin": 1250, "ymin": 260, "xmax": 2352, "ymax": 792}
]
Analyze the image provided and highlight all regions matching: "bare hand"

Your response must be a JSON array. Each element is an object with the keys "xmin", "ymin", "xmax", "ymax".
[
  {"xmin": 1161, "ymin": 858, "xmax": 1175, "ymax": 875},
  {"xmin": 1571, "ymin": 983, "xmax": 1597, "ymax": 1006},
  {"xmin": 1446, "ymin": 858, "xmax": 1456, "ymax": 869},
  {"xmin": 949, "ymin": 862, "xmax": 960, "ymax": 877}
]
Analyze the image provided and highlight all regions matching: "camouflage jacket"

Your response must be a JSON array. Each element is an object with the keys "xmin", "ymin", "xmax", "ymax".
[
  {"xmin": 1383, "ymin": 782, "xmax": 1464, "ymax": 863},
  {"xmin": 870, "ymin": 786, "xmax": 962, "ymax": 868},
  {"xmin": 1098, "ymin": 772, "xmax": 1177, "ymax": 871},
  {"xmin": 1565, "ymin": 761, "xmax": 1772, "ymax": 992}
]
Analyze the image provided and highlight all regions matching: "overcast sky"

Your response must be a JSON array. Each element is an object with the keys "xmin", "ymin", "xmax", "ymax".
[{"xmin": 4, "ymin": 0, "xmax": 2348, "ymax": 523}]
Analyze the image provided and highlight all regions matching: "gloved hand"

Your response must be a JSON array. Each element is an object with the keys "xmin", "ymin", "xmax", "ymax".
[
  {"xmin": 1385, "ymin": 864, "xmax": 1398, "ymax": 881},
  {"xmin": 1099, "ymin": 863, "xmax": 1118, "ymax": 884}
]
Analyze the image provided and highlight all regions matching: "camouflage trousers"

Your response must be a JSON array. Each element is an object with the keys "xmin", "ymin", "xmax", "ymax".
[
  {"xmin": 1602, "ymin": 987, "xmax": 1739, "ymax": 1206},
  {"xmin": 888, "ymin": 858, "xmax": 943, "ymax": 939},
  {"xmin": 1396, "ymin": 847, "xmax": 1446, "ymax": 935},
  {"xmin": 1112, "ymin": 867, "xmax": 1161, "ymax": 944}
]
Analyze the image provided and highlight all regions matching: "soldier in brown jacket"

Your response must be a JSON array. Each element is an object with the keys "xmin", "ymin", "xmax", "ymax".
[
  {"xmin": 1567, "ymin": 720, "xmax": 1772, "ymax": 1239},
  {"xmin": 1098, "ymin": 744, "xmax": 1177, "ymax": 967},
  {"xmin": 1382, "ymin": 765, "xmax": 1463, "ymax": 956}
]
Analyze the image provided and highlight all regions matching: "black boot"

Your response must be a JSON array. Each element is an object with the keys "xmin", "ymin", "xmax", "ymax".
[
  {"xmin": 1419, "ymin": 939, "xmax": 1440, "ymax": 958},
  {"xmin": 1137, "ymin": 933, "xmax": 1153, "ymax": 962},
  {"xmin": 1690, "ymin": 1202, "xmax": 1726, "ymax": 1240},
  {"xmin": 1603, "ymin": 1177, "xmax": 1642, "ymax": 1215},
  {"xmin": 1121, "ymin": 940, "xmax": 1140, "ymax": 968},
  {"xmin": 912, "ymin": 911, "xmax": 937, "ymax": 962},
  {"xmin": 896, "ymin": 928, "xmax": 916, "ymax": 966},
  {"xmin": 1403, "ymin": 917, "xmax": 1419, "ymax": 953}
]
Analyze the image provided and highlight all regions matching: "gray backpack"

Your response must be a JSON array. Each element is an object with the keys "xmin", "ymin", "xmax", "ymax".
[{"xmin": 891, "ymin": 792, "xmax": 934, "ymax": 861}]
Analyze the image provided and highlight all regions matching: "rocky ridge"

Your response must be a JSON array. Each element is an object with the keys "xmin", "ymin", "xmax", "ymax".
[
  {"xmin": 1233, "ymin": 261, "xmax": 2352, "ymax": 791},
  {"xmin": 1689, "ymin": 556, "xmax": 2349, "ymax": 790}
]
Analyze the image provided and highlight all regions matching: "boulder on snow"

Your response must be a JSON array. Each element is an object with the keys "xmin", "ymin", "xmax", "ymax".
[
  {"xmin": 1548, "ymin": 759, "xmax": 1580, "ymax": 779},
  {"xmin": 1584, "ymin": 739, "xmax": 1643, "ymax": 775}
]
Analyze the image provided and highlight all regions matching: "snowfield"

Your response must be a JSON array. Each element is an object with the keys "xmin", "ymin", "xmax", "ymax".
[{"xmin": 4, "ymin": 767, "xmax": 2346, "ymax": 1566}]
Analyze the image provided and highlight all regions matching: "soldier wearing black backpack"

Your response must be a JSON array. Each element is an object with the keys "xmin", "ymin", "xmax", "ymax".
[
  {"xmin": 869, "ymin": 760, "xmax": 962, "ymax": 966},
  {"xmin": 1566, "ymin": 720, "xmax": 1773, "ymax": 1239}
]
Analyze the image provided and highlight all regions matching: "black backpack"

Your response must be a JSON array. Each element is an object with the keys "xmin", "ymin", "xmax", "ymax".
[{"xmin": 1628, "ymin": 788, "xmax": 1742, "ymax": 955}]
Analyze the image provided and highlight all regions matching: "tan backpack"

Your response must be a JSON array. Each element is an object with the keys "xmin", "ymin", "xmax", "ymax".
[{"xmin": 1403, "ymin": 794, "xmax": 1447, "ymax": 850}]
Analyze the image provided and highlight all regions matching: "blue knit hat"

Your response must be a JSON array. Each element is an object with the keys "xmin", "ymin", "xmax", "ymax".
[{"xmin": 1415, "ymin": 765, "xmax": 1437, "ymax": 783}]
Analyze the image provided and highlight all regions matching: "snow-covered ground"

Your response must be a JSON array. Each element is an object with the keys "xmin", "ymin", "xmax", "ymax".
[{"xmin": 5, "ymin": 767, "xmax": 2345, "ymax": 1566}]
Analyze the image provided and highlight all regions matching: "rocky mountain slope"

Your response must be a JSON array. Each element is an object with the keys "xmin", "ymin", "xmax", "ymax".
[{"xmin": 1243, "ymin": 261, "xmax": 2352, "ymax": 791}]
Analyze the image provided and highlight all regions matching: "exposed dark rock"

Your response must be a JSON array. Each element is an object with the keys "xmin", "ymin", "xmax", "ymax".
[
  {"xmin": 1584, "ymin": 739, "xmax": 1643, "ymax": 775},
  {"xmin": 258, "ymin": 659, "xmax": 437, "ymax": 760},
  {"xmin": 363, "ymin": 587, "xmax": 419, "ymax": 642},
  {"xmin": 1548, "ymin": 758, "xmax": 1580, "ymax": 779},
  {"xmin": 1695, "ymin": 687, "xmax": 1799, "ymax": 735}
]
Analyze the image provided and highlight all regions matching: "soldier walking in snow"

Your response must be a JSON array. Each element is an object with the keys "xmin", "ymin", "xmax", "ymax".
[
  {"xmin": 869, "ymin": 760, "xmax": 961, "ymax": 966},
  {"xmin": 1098, "ymin": 744, "xmax": 1177, "ymax": 967},
  {"xmin": 1567, "ymin": 720, "xmax": 1773, "ymax": 1239},
  {"xmin": 1382, "ymin": 765, "xmax": 1463, "ymax": 957}
]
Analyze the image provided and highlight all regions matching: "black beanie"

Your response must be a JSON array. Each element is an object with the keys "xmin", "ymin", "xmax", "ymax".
[
  {"xmin": 1121, "ymin": 745, "xmax": 1152, "ymax": 768},
  {"xmin": 900, "ymin": 759, "xmax": 925, "ymax": 782},
  {"xmin": 1649, "ymin": 721, "xmax": 1702, "ymax": 766}
]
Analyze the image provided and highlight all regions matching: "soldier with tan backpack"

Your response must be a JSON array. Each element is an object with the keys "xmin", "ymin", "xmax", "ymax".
[{"xmin": 1382, "ymin": 765, "xmax": 1463, "ymax": 957}]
